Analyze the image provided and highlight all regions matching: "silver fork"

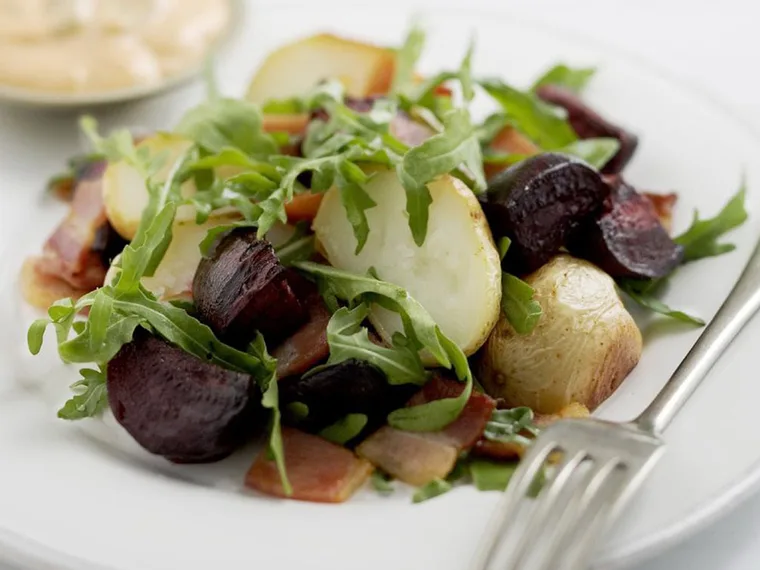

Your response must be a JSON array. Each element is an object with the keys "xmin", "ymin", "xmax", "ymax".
[{"xmin": 470, "ymin": 234, "xmax": 760, "ymax": 570}]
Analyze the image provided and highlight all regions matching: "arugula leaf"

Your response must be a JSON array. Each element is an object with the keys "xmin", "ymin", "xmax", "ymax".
[
  {"xmin": 675, "ymin": 183, "xmax": 748, "ymax": 262},
  {"xmin": 459, "ymin": 39, "xmax": 476, "ymax": 103},
  {"xmin": 502, "ymin": 273, "xmax": 542, "ymax": 334},
  {"xmin": 397, "ymin": 108, "xmax": 485, "ymax": 245},
  {"xmin": 484, "ymin": 407, "xmax": 540, "ymax": 447},
  {"xmin": 479, "ymin": 79, "xmax": 577, "ymax": 149},
  {"xmin": 57, "ymin": 367, "xmax": 109, "ymax": 420},
  {"xmin": 249, "ymin": 334, "xmax": 291, "ymax": 495},
  {"xmin": 319, "ymin": 413, "xmax": 369, "ymax": 445},
  {"xmin": 617, "ymin": 182, "xmax": 748, "ymax": 325},
  {"xmin": 262, "ymin": 97, "xmax": 307, "ymax": 114},
  {"xmin": 295, "ymin": 262, "xmax": 474, "ymax": 431},
  {"xmin": 176, "ymin": 98, "xmax": 278, "ymax": 156},
  {"xmin": 469, "ymin": 459, "xmax": 518, "ymax": 491},
  {"xmin": 371, "ymin": 470, "xmax": 395, "ymax": 495},
  {"xmin": 391, "ymin": 24, "xmax": 426, "ymax": 96},
  {"xmin": 531, "ymin": 64, "xmax": 597, "ymax": 94},
  {"xmin": 558, "ymin": 138, "xmax": 621, "ymax": 170},
  {"xmin": 274, "ymin": 222, "xmax": 316, "ymax": 266},
  {"xmin": 412, "ymin": 478, "xmax": 452, "ymax": 503},
  {"xmin": 46, "ymin": 152, "xmax": 105, "ymax": 197},
  {"xmin": 323, "ymin": 305, "xmax": 427, "ymax": 385},
  {"xmin": 80, "ymin": 116, "xmax": 161, "ymax": 179},
  {"xmin": 618, "ymin": 279, "xmax": 704, "ymax": 325},
  {"xmin": 336, "ymin": 165, "xmax": 377, "ymax": 254}
]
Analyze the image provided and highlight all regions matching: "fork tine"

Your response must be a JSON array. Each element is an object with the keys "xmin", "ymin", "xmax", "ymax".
[
  {"xmin": 502, "ymin": 448, "xmax": 589, "ymax": 570},
  {"xmin": 537, "ymin": 457, "xmax": 622, "ymax": 570},
  {"xmin": 469, "ymin": 439, "xmax": 559, "ymax": 570}
]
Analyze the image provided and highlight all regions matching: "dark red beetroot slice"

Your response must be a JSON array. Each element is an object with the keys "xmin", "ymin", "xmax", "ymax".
[
  {"xmin": 245, "ymin": 427, "xmax": 373, "ymax": 503},
  {"xmin": 535, "ymin": 84, "xmax": 639, "ymax": 175},
  {"xmin": 193, "ymin": 228, "xmax": 308, "ymax": 347},
  {"xmin": 356, "ymin": 376, "xmax": 495, "ymax": 486},
  {"xmin": 479, "ymin": 153, "xmax": 609, "ymax": 274},
  {"xmin": 107, "ymin": 331, "xmax": 262, "ymax": 463},
  {"xmin": 279, "ymin": 359, "xmax": 416, "ymax": 433},
  {"xmin": 568, "ymin": 179, "xmax": 684, "ymax": 279}
]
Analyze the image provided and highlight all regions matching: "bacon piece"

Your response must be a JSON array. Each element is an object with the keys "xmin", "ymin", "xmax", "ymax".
[
  {"xmin": 643, "ymin": 192, "xmax": 678, "ymax": 234},
  {"xmin": 355, "ymin": 427, "xmax": 458, "ymax": 487},
  {"xmin": 245, "ymin": 427, "xmax": 373, "ymax": 503},
  {"xmin": 273, "ymin": 293, "xmax": 331, "ymax": 379},
  {"xmin": 21, "ymin": 257, "xmax": 90, "ymax": 310},
  {"xmin": 484, "ymin": 126, "xmax": 540, "ymax": 180},
  {"xmin": 406, "ymin": 376, "xmax": 496, "ymax": 449},
  {"xmin": 36, "ymin": 161, "xmax": 110, "ymax": 291},
  {"xmin": 535, "ymin": 84, "xmax": 638, "ymax": 175},
  {"xmin": 473, "ymin": 403, "xmax": 590, "ymax": 461},
  {"xmin": 356, "ymin": 376, "xmax": 495, "ymax": 485}
]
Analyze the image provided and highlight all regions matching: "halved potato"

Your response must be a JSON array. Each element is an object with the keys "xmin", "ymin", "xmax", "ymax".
[
  {"xmin": 246, "ymin": 34, "xmax": 395, "ymax": 104},
  {"xmin": 104, "ymin": 212, "xmax": 241, "ymax": 301},
  {"xmin": 102, "ymin": 133, "xmax": 197, "ymax": 240},
  {"xmin": 478, "ymin": 254, "xmax": 642, "ymax": 414},
  {"xmin": 313, "ymin": 168, "xmax": 502, "ymax": 356}
]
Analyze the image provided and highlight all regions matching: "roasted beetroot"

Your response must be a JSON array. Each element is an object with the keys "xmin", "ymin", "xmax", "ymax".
[
  {"xmin": 107, "ymin": 332, "xmax": 262, "ymax": 463},
  {"xmin": 279, "ymin": 359, "xmax": 416, "ymax": 434},
  {"xmin": 536, "ymin": 85, "xmax": 638, "ymax": 175},
  {"xmin": 193, "ymin": 228, "xmax": 308, "ymax": 346},
  {"xmin": 479, "ymin": 153, "xmax": 609, "ymax": 274},
  {"xmin": 568, "ymin": 179, "xmax": 683, "ymax": 279}
]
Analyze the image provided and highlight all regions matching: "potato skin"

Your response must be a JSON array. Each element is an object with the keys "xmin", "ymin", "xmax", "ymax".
[{"xmin": 478, "ymin": 254, "xmax": 642, "ymax": 414}]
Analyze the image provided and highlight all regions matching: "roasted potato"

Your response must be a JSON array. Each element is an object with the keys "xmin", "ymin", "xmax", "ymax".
[
  {"xmin": 478, "ymin": 254, "xmax": 642, "ymax": 413},
  {"xmin": 313, "ymin": 168, "xmax": 502, "ymax": 357},
  {"xmin": 245, "ymin": 34, "xmax": 395, "ymax": 103}
]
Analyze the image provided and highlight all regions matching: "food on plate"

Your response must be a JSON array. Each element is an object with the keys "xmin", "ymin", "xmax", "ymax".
[
  {"xmin": 479, "ymin": 153, "xmax": 609, "ymax": 274},
  {"xmin": 314, "ymin": 169, "xmax": 502, "ymax": 357},
  {"xmin": 246, "ymin": 34, "xmax": 396, "ymax": 103},
  {"xmin": 0, "ymin": 0, "xmax": 231, "ymax": 94},
  {"xmin": 535, "ymin": 84, "xmax": 639, "ymax": 174},
  {"xmin": 567, "ymin": 178, "xmax": 684, "ymax": 279},
  {"xmin": 478, "ymin": 255, "xmax": 643, "ymax": 413},
  {"xmin": 280, "ymin": 359, "xmax": 416, "ymax": 434},
  {"xmin": 193, "ymin": 229, "xmax": 310, "ymax": 345},
  {"xmin": 246, "ymin": 427, "xmax": 374, "ymax": 502},
  {"xmin": 25, "ymin": 25, "xmax": 749, "ymax": 504},
  {"xmin": 107, "ymin": 331, "xmax": 262, "ymax": 463},
  {"xmin": 102, "ymin": 133, "xmax": 196, "ymax": 240}
]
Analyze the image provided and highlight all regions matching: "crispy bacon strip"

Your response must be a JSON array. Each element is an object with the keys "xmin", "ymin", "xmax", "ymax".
[
  {"xmin": 356, "ymin": 376, "xmax": 495, "ymax": 486},
  {"xmin": 484, "ymin": 126, "xmax": 540, "ymax": 180},
  {"xmin": 273, "ymin": 292, "xmax": 331, "ymax": 379},
  {"xmin": 36, "ymin": 162, "xmax": 110, "ymax": 291},
  {"xmin": 245, "ymin": 427, "xmax": 373, "ymax": 503}
]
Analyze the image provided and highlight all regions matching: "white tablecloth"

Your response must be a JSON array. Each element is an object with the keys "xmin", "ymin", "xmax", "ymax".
[{"xmin": 2, "ymin": 1, "xmax": 759, "ymax": 568}]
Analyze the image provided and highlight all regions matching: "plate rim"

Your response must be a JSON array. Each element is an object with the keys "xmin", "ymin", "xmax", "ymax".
[{"xmin": 1, "ymin": 5, "xmax": 759, "ymax": 570}]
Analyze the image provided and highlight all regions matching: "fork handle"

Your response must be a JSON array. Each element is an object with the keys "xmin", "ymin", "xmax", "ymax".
[{"xmin": 635, "ymin": 235, "xmax": 760, "ymax": 434}]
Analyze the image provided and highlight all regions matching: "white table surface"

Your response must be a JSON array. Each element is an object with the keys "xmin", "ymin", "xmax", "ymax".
[{"xmin": 1, "ymin": 1, "xmax": 759, "ymax": 569}]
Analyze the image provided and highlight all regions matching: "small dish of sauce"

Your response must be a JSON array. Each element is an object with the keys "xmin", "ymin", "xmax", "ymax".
[{"xmin": 0, "ymin": 0, "xmax": 233, "ymax": 106}]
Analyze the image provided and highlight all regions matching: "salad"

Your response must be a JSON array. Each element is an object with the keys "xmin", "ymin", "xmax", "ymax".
[{"xmin": 23, "ymin": 27, "xmax": 748, "ymax": 503}]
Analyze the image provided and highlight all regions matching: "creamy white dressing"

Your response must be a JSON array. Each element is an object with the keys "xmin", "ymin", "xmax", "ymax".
[{"xmin": 0, "ymin": 0, "xmax": 231, "ymax": 93}]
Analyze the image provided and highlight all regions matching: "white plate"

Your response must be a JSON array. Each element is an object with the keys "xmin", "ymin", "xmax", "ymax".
[{"xmin": 1, "ymin": 4, "xmax": 759, "ymax": 570}]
